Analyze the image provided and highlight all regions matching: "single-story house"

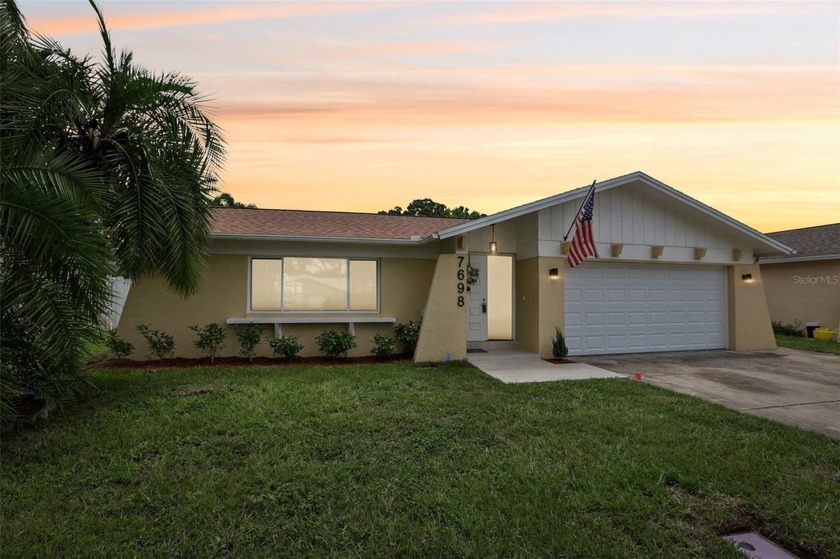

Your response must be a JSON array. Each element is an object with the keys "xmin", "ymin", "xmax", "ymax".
[
  {"xmin": 117, "ymin": 171, "xmax": 793, "ymax": 361},
  {"xmin": 760, "ymin": 223, "xmax": 840, "ymax": 332}
]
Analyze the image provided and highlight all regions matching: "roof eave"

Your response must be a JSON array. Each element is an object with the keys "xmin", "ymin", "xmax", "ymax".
[
  {"xmin": 759, "ymin": 253, "xmax": 840, "ymax": 264},
  {"xmin": 210, "ymin": 232, "xmax": 425, "ymax": 245}
]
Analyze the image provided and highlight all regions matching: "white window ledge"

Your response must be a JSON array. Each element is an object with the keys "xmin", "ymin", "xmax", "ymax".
[{"xmin": 226, "ymin": 316, "xmax": 396, "ymax": 337}]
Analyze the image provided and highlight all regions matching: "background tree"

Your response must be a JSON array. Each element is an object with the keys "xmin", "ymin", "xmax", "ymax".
[
  {"xmin": 379, "ymin": 198, "xmax": 485, "ymax": 219},
  {"xmin": 209, "ymin": 192, "xmax": 256, "ymax": 208},
  {"xmin": 0, "ymin": 0, "xmax": 224, "ymax": 422}
]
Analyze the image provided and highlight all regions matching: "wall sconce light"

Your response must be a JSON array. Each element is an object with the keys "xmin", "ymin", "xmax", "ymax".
[
  {"xmin": 741, "ymin": 273, "xmax": 753, "ymax": 283},
  {"xmin": 489, "ymin": 224, "xmax": 497, "ymax": 253},
  {"xmin": 549, "ymin": 268, "xmax": 559, "ymax": 279}
]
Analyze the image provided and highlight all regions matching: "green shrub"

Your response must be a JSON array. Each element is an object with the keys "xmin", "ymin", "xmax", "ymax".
[
  {"xmin": 772, "ymin": 321, "xmax": 804, "ymax": 337},
  {"xmin": 233, "ymin": 324, "xmax": 262, "ymax": 362},
  {"xmin": 105, "ymin": 329, "xmax": 134, "ymax": 360},
  {"xmin": 371, "ymin": 333, "xmax": 397, "ymax": 360},
  {"xmin": 551, "ymin": 327, "xmax": 569, "ymax": 359},
  {"xmin": 188, "ymin": 323, "xmax": 227, "ymax": 363},
  {"xmin": 268, "ymin": 335, "xmax": 304, "ymax": 360},
  {"xmin": 394, "ymin": 320, "xmax": 421, "ymax": 356},
  {"xmin": 316, "ymin": 329, "xmax": 357, "ymax": 359},
  {"xmin": 136, "ymin": 324, "xmax": 174, "ymax": 361}
]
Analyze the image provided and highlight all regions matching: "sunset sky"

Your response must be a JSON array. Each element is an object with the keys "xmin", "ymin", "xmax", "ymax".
[{"xmin": 19, "ymin": 0, "xmax": 840, "ymax": 232}]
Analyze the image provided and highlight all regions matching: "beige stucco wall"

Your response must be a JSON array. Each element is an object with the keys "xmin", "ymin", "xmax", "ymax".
[
  {"xmin": 117, "ymin": 255, "xmax": 435, "ymax": 359},
  {"xmin": 414, "ymin": 254, "xmax": 467, "ymax": 362},
  {"xmin": 514, "ymin": 256, "xmax": 565, "ymax": 357},
  {"xmin": 538, "ymin": 257, "xmax": 566, "ymax": 357},
  {"xmin": 118, "ymin": 254, "xmax": 248, "ymax": 359},
  {"xmin": 727, "ymin": 264, "xmax": 776, "ymax": 350},
  {"xmin": 760, "ymin": 260, "xmax": 840, "ymax": 331}
]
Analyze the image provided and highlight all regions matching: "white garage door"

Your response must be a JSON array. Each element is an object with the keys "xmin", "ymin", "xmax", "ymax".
[{"xmin": 564, "ymin": 263, "xmax": 727, "ymax": 356}]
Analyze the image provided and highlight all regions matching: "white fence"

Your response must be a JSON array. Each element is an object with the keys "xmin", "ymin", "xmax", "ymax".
[{"xmin": 102, "ymin": 277, "xmax": 132, "ymax": 329}]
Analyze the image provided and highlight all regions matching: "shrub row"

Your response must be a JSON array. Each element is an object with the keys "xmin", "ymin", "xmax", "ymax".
[{"xmin": 105, "ymin": 320, "xmax": 422, "ymax": 362}]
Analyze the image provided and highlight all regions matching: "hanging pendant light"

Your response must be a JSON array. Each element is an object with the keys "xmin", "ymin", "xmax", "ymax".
[{"xmin": 489, "ymin": 224, "xmax": 497, "ymax": 253}]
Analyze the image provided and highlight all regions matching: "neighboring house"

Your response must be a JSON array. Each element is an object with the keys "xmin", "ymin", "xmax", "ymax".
[
  {"xmin": 760, "ymin": 223, "xmax": 840, "ymax": 332},
  {"xmin": 117, "ymin": 171, "xmax": 792, "ymax": 361}
]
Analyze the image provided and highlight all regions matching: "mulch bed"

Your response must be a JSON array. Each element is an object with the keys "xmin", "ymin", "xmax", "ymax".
[
  {"xmin": 88, "ymin": 355, "xmax": 413, "ymax": 370},
  {"xmin": 543, "ymin": 359, "xmax": 577, "ymax": 365}
]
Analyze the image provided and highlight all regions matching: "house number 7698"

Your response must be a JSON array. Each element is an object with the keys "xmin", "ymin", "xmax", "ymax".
[{"xmin": 457, "ymin": 256, "xmax": 465, "ymax": 307}]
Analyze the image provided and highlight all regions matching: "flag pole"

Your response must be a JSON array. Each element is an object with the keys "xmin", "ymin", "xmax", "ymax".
[{"xmin": 563, "ymin": 180, "xmax": 597, "ymax": 241}]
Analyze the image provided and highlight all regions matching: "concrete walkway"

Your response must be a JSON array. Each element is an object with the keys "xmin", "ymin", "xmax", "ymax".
[{"xmin": 467, "ymin": 348, "xmax": 625, "ymax": 383}]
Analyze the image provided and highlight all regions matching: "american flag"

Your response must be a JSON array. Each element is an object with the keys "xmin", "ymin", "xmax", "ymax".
[{"xmin": 567, "ymin": 186, "xmax": 599, "ymax": 267}]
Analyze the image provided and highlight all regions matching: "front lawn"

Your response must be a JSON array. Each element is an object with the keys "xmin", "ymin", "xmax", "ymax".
[
  {"xmin": 3, "ymin": 363, "xmax": 838, "ymax": 558},
  {"xmin": 776, "ymin": 333, "xmax": 840, "ymax": 355}
]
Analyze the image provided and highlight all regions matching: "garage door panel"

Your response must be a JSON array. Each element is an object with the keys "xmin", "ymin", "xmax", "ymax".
[
  {"xmin": 607, "ymin": 289, "xmax": 625, "ymax": 302},
  {"xmin": 607, "ymin": 335, "xmax": 626, "ymax": 349},
  {"xmin": 649, "ymin": 289, "xmax": 667, "ymax": 302},
  {"xmin": 688, "ymin": 310, "xmax": 705, "ymax": 323},
  {"xmin": 627, "ymin": 334, "xmax": 648, "ymax": 349},
  {"xmin": 565, "ymin": 313, "xmax": 582, "ymax": 327},
  {"xmin": 688, "ymin": 289, "xmax": 707, "ymax": 301},
  {"xmin": 607, "ymin": 312, "xmax": 625, "ymax": 325},
  {"xmin": 585, "ymin": 289, "xmax": 605, "ymax": 302},
  {"xmin": 649, "ymin": 311, "xmax": 668, "ymax": 324},
  {"xmin": 629, "ymin": 289, "xmax": 646, "ymax": 302},
  {"xmin": 566, "ymin": 335, "xmax": 583, "ymax": 351},
  {"xmin": 584, "ymin": 313, "xmax": 604, "ymax": 326},
  {"xmin": 583, "ymin": 335, "xmax": 605, "ymax": 351},
  {"xmin": 628, "ymin": 311, "xmax": 646, "ymax": 324},
  {"xmin": 565, "ymin": 263, "xmax": 726, "ymax": 355}
]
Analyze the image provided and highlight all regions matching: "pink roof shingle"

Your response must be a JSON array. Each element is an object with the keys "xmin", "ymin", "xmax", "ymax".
[
  {"xmin": 765, "ymin": 223, "xmax": 840, "ymax": 258},
  {"xmin": 211, "ymin": 208, "xmax": 470, "ymax": 241}
]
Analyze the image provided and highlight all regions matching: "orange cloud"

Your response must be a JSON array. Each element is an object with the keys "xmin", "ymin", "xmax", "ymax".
[
  {"xmin": 208, "ymin": 64, "xmax": 838, "ymax": 128},
  {"xmin": 27, "ymin": 2, "xmax": 386, "ymax": 36},
  {"xmin": 436, "ymin": 1, "xmax": 835, "ymax": 26}
]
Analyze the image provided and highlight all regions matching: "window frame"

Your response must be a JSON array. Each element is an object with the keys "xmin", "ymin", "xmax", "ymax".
[{"xmin": 247, "ymin": 256, "xmax": 380, "ymax": 314}]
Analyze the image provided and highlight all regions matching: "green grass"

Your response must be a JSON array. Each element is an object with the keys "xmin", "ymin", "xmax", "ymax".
[
  {"xmin": 776, "ymin": 333, "xmax": 840, "ymax": 355},
  {"xmin": 3, "ymin": 363, "xmax": 839, "ymax": 558}
]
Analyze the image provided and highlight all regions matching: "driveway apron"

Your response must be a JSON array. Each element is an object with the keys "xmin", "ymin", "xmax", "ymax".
[{"xmin": 577, "ymin": 349, "xmax": 840, "ymax": 439}]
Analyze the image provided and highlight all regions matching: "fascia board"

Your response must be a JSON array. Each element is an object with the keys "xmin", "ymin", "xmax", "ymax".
[
  {"xmin": 759, "ymin": 253, "xmax": 840, "ymax": 264},
  {"xmin": 210, "ymin": 233, "xmax": 422, "ymax": 246}
]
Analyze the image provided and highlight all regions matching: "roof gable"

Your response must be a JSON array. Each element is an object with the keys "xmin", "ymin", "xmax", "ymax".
[{"xmin": 435, "ymin": 171, "xmax": 793, "ymax": 256}]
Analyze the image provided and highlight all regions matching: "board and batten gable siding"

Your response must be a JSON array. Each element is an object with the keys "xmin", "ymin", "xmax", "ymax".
[{"xmin": 538, "ymin": 180, "xmax": 754, "ymax": 263}]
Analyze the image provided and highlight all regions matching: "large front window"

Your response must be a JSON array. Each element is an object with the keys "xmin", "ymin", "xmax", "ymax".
[{"xmin": 250, "ymin": 257, "xmax": 378, "ymax": 312}]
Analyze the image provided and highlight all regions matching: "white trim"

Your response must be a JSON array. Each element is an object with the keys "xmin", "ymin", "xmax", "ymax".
[
  {"xmin": 759, "ymin": 254, "xmax": 840, "ymax": 264},
  {"xmin": 212, "ymin": 233, "xmax": 430, "ymax": 245},
  {"xmin": 433, "ymin": 171, "xmax": 794, "ymax": 256},
  {"xmin": 247, "ymin": 256, "xmax": 380, "ymax": 314},
  {"xmin": 227, "ymin": 316, "xmax": 396, "ymax": 337}
]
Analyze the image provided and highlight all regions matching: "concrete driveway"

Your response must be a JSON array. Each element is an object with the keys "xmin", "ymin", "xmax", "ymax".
[{"xmin": 577, "ymin": 349, "xmax": 840, "ymax": 439}]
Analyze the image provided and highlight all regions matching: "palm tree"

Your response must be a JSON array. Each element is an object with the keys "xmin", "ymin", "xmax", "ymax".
[{"xmin": 0, "ymin": 0, "xmax": 225, "ymax": 422}]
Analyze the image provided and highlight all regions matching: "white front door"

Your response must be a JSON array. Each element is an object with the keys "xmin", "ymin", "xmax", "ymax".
[{"xmin": 467, "ymin": 255, "xmax": 488, "ymax": 342}]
